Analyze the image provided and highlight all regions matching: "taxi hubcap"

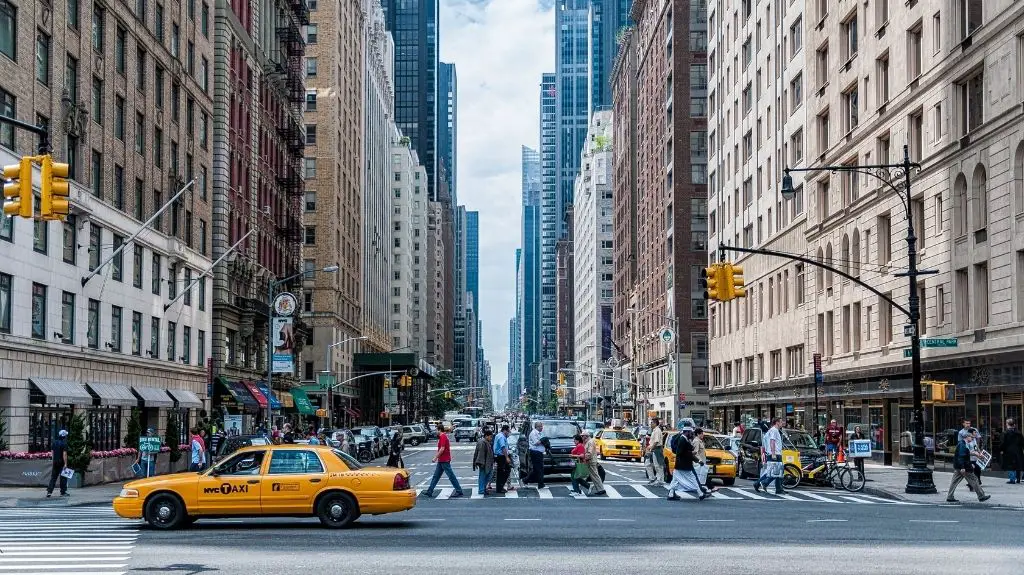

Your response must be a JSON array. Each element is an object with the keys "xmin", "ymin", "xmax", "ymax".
[
  {"xmin": 158, "ymin": 504, "xmax": 173, "ymax": 520},
  {"xmin": 330, "ymin": 502, "xmax": 345, "ymax": 518}
]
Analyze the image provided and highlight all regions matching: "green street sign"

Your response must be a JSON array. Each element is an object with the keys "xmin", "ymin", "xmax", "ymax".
[
  {"xmin": 139, "ymin": 436, "xmax": 161, "ymax": 453},
  {"xmin": 920, "ymin": 338, "xmax": 958, "ymax": 348},
  {"xmin": 317, "ymin": 373, "xmax": 336, "ymax": 390}
]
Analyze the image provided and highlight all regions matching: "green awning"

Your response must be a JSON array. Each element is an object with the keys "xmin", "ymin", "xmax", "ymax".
[{"xmin": 289, "ymin": 387, "xmax": 316, "ymax": 415}]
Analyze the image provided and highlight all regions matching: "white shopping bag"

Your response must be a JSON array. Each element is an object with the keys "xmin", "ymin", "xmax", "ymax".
[{"xmin": 59, "ymin": 467, "xmax": 75, "ymax": 480}]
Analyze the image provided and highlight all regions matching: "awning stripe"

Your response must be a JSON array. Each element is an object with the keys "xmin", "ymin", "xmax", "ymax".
[
  {"xmin": 29, "ymin": 378, "xmax": 93, "ymax": 406},
  {"xmin": 131, "ymin": 386, "xmax": 175, "ymax": 408},
  {"xmin": 167, "ymin": 388, "xmax": 203, "ymax": 409},
  {"xmin": 289, "ymin": 387, "xmax": 316, "ymax": 415},
  {"xmin": 85, "ymin": 383, "xmax": 138, "ymax": 407}
]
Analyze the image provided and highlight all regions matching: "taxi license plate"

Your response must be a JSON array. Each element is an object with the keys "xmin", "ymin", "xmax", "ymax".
[
  {"xmin": 619, "ymin": 450, "xmax": 630, "ymax": 455},
  {"xmin": 560, "ymin": 461, "xmax": 573, "ymax": 467}
]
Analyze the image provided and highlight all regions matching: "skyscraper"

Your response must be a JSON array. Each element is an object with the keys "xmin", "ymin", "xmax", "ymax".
[
  {"xmin": 589, "ymin": 0, "xmax": 633, "ymax": 112},
  {"xmin": 466, "ymin": 211, "xmax": 480, "ymax": 316},
  {"xmin": 381, "ymin": 0, "xmax": 440, "ymax": 200},
  {"xmin": 438, "ymin": 63, "xmax": 458, "ymax": 204},
  {"xmin": 520, "ymin": 145, "xmax": 543, "ymax": 399},
  {"xmin": 539, "ymin": 73, "xmax": 559, "ymax": 400},
  {"xmin": 554, "ymin": 1, "xmax": 591, "ymax": 240}
]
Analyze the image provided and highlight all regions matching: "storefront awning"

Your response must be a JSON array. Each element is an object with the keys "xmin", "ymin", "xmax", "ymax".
[
  {"xmin": 241, "ymin": 381, "xmax": 268, "ymax": 409},
  {"xmin": 167, "ymin": 388, "xmax": 204, "ymax": 409},
  {"xmin": 257, "ymin": 382, "xmax": 282, "ymax": 409},
  {"xmin": 289, "ymin": 387, "xmax": 316, "ymax": 415},
  {"xmin": 215, "ymin": 378, "xmax": 259, "ymax": 412},
  {"xmin": 86, "ymin": 383, "xmax": 138, "ymax": 407},
  {"xmin": 131, "ymin": 386, "xmax": 175, "ymax": 408},
  {"xmin": 29, "ymin": 378, "xmax": 93, "ymax": 406}
]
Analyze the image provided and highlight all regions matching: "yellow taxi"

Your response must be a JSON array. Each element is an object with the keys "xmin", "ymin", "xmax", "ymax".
[
  {"xmin": 594, "ymin": 427, "xmax": 643, "ymax": 462},
  {"xmin": 662, "ymin": 431, "xmax": 738, "ymax": 486},
  {"xmin": 113, "ymin": 444, "xmax": 415, "ymax": 529}
]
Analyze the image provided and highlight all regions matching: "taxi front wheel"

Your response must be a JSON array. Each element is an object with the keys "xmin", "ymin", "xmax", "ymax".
[
  {"xmin": 317, "ymin": 492, "xmax": 359, "ymax": 528},
  {"xmin": 144, "ymin": 493, "xmax": 186, "ymax": 530}
]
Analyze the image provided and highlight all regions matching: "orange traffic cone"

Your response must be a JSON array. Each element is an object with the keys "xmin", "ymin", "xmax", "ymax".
[{"xmin": 837, "ymin": 446, "xmax": 846, "ymax": 463}]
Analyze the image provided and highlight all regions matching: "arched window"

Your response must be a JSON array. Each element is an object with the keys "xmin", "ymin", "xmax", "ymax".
[
  {"xmin": 816, "ymin": 247, "xmax": 825, "ymax": 292},
  {"xmin": 972, "ymin": 163, "xmax": 988, "ymax": 233},
  {"xmin": 851, "ymin": 229, "xmax": 861, "ymax": 277},
  {"xmin": 841, "ymin": 234, "xmax": 851, "ymax": 275},
  {"xmin": 954, "ymin": 173, "xmax": 968, "ymax": 236},
  {"xmin": 825, "ymin": 243, "xmax": 834, "ymax": 288},
  {"xmin": 1014, "ymin": 142, "xmax": 1024, "ymax": 216}
]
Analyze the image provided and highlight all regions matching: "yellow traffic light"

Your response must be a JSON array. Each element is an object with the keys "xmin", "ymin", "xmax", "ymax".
[
  {"xmin": 558, "ymin": 372, "xmax": 565, "ymax": 386},
  {"xmin": 3, "ymin": 157, "xmax": 32, "ymax": 218},
  {"xmin": 383, "ymin": 378, "xmax": 392, "ymax": 388},
  {"xmin": 726, "ymin": 263, "xmax": 746, "ymax": 300},
  {"xmin": 41, "ymin": 155, "xmax": 70, "ymax": 220},
  {"xmin": 702, "ymin": 264, "xmax": 723, "ymax": 301}
]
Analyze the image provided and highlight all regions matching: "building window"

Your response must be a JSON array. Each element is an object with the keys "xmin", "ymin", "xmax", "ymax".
[
  {"xmin": 841, "ymin": 13, "xmax": 857, "ymax": 61},
  {"xmin": 62, "ymin": 215, "xmax": 76, "ymax": 264},
  {"xmin": 304, "ymin": 227, "xmax": 315, "ymax": 245},
  {"xmin": 815, "ymin": 43, "xmax": 829, "ymax": 90},
  {"xmin": 957, "ymin": 69, "xmax": 984, "ymax": 137},
  {"xmin": 182, "ymin": 325, "xmax": 191, "ymax": 363},
  {"xmin": 112, "ymin": 234, "xmax": 124, "ymax": 281},
  {"xmin": 306, "ymin": 24, "xmax": 317, "ymax": 43},
  {"xmin": 135, "ymin": 113, "xmax": 145, "ymax": 154},
  {"xmin": 790, "ymin": 17, "xmax": 802, "ymax": 58},
  {"xmin": 33, "ymin": 217, "xmax": 48, "ymax": 254},
  {"xmin": 972, "ymin": 164, "xmax": 987, "ymax": 239},
  {"xmin": 115, "ymin": 26, "xmax": 126, "ymax": 74},
  {"xmin": 305, "ymin": 91, "xmax": 316, "ymax": 112},
  {"xmin": 151, "ymin": 253, "xmax": 161, "ymax": 295},
  {"xmin": 304, "ymin": 158, "xmax": 316, "ymax": 179},
  {"xmin": 60, "ymin": 291, "xmax": 74, "ymax": 343},
  {"xmin": 908, "ymin": 22, "xmax": 923, "ymax": 80},
  {"xmin": 168, "ymin": 262, "xmax": 177, "ymax": 299},
  {"xmin": 198, "ymin": 329, "xmax": 205, "ymax": 364},
  {"xmin": 90, "ymin": 150, "xmax": 103, "ymax": 197},
  {"xmin": 131, "ymin": 244, "xmax": 143, "ymax": 288},
  {"xmin": 817, "ymin": 109, "xmax": 830, "ymax": 156},
  {"xmin": 109, "ymin": 305, "xmax": 122, "ymax": 351},
  {"xmin": 35, "ymin": 31, "xmax": 50, "ymax": 85},
  {"xmin": 150, "ymin": 316, "xmax": 160, "ymax": 358},
  {"xmin": 960, "ymin": 0, "xmax": 982, "ymax": 40},
  {"xmin": 198, "ymin": 276, "xmax": 206, "ymax": 311},
  {"xmin": 183, "ymin": 267, "xmax": 192, "ymax": 306},
  {"xmin": 305, "ymin": 191, "xmax": 316, "ymax": 211},
  {"xmin": 131, "ymin": 311, "xmax": 142, "ymax": 355},
  {"xmin": 1, "ymin": 211, "xmax": 12, "ymax": 243},
  {"xmin": 91, "ymin": 4, "xmax": 104, "ymax": 51},
  {"xmin": 0, "ymin": 273, "xmax": 10, "ymax": 333},
  {"xmin": 201, "ymin": 3, "xmax": 209, "ymax": 36},
  {"xmin": 134, "ymin": 177, "xmax": 144, "ymax": 220},
  {"xmin": 305, "ymin": 124, "xmax": 317, "ymax": 145},
  {"xmin": 306, "ymin": 57, "xmax": 317, "ymax": 77},
  {"xmin": 31, "ymin": 283, "xmax": 46, "ymax": 340},
  {"xmin": 0, "ymin": 88, "xmax": 14, "ymax": 148},
  {"xmin": 790, "ymin": 74, "xmax": 802, "ymax": 113},
  {"xmin": 113, "ymin": 164, "xmax": 124, "ymax": 209},
  {"xmin": 167, "ymin": 321, "xmax": 176, "ymax": 361},
  {"xmin": 974, "ymin": 263, "xmax": 989, "ymax": 328},
  {"xmin": 843, "ymin": 85, "xmax": 858, "ymax": 132}
]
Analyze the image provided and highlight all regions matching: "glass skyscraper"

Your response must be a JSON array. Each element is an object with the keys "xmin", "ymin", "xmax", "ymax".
[
  {"xmin": 520, "ymin": 145, "xmax": 543, "ymax": 399},
  {"xmin": 438, "ymin": 62, "xmax": 457, "ymax": 204}
]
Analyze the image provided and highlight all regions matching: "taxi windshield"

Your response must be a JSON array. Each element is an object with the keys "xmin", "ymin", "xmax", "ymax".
[
  {"xmin": 602, "ymin": 431, "xmax": 636, "ymax": 441},
  {"xmin": 784, "ymin": 431, "xmax": 818, "ymax": 449},
  {"xmin": 701, "ymin": 435, "xmax": 725, "ymax": 450},
  {"xmin": 332, "ymin": 449, "xmax": 364, "ymax": 470}
]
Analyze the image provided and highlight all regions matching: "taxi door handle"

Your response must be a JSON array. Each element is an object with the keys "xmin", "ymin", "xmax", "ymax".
[
  {"xmin": 309, "ymin": 478, "xmax": 322, "ymax": 483},
  {"xmin": 247, "ymin": 480, "xmax": 260, "ymax": 484}
]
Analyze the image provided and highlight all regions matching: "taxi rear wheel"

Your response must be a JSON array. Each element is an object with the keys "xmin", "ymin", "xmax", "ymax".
[
  {"xmin": 317, "ymin": 492, "xmax": 359, "ymax": 529},
  {"xmin": 144, "ymin": 493, "xmax": 186, "ymax": 530}
]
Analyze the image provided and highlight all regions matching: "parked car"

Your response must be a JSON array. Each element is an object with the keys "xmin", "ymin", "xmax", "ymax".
[
  {"xmin": 350, "ymin": 427, "xmax": 385, "ymax": 458},
  {"xmin": 402, "ymin": 425, "xmax": 427, "ymax": 446}
]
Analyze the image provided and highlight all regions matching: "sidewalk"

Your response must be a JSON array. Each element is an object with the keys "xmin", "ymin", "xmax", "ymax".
[
  {"xmin": 862, "ymin": 463, "xmax": 1024, "ymax": 509},
  {"xmin": 0, "ymin": 482, "xmax": 125, "ymax": 508}
]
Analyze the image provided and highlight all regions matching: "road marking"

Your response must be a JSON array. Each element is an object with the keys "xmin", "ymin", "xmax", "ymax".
[
  {"xmin": 0, "ymin": 566, "xmax": 128, "ymax": 571},
  {"xmin": 603, "ymin": 485, "xmax": 623, "ymax": 499},
  {"xmin": 909, "ymin": 520, "xmax": 959, "ymax": 524},
  {"xmin": 807, "ymin": 519, "xmax": 849, "ymax": 523},
  {"xmin": 696, "ymin": 519, "xmax": 736, "ymax": 522},
  {"xmin": 570, "ymin": 490, "xmax": 588, "ymax": 499},
  {"xmin": 794, "ymin": 491, "xmax": 841, "ymax": 503},
  {"xmin": 604, "ymin": 468, "xmax": 632, "ymax": 480},
  {"xmin": 840, "ymin": 496, "xmax": 875, "ymax": 504},
  {"xmin": 774, "ymin": 493, "xmax": 805, "ymax": 501},
  {"xmin": 503, "ymin": 518, "xmax": 540, "ymax": 521},
  {"xmin": 703, "ymin": 489, "xmax": 741, "ymax": 500},
  {"xmin": 403, "ymin": 518, "xmax": 446, "ymax": 522},
  {"xmin": 538, "ymin": 487, "xmax": 553, "ymax": 499},
  {"xmin": 471, "ymin": 488, "xmax": 485, "ymax": 499},
  {"xmin": 631, "ymin": 485, "xmax": 660, "ymax": 499},
  {"xmin": 504, "ymin": 489, "xmax": 519, "ymax": 498},
  {"xmin": 598, "ymin": 518, "xmax": 635, "ymax": 522},
  {"xmin": 722, "ymin": 487, "xmax": 771, "ymax": 500},
  {"xmin": 0, "ymin": 551, "xmax": 131, "ymax": 556},
  {"xmin": 435, "ymin": 488, "xmax": 454, "ymax": 500}
]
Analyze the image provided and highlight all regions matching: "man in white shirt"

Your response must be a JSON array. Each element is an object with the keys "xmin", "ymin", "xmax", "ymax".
[
  {"xmin": 755, "ymin": 417, "xmax": 786, "ymax": 495},
  {"xmin": 527, "ymin": 422, "xmax": 546, "ymax": 489},
  {"xmin": 646, "ymin": 418, "xmax": 665, "ymax": 485}
]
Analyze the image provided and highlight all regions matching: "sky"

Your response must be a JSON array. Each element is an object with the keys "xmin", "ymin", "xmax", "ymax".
[{"xmin": 439, "ymin": 0, "xmax": 555, "ymax": 400}]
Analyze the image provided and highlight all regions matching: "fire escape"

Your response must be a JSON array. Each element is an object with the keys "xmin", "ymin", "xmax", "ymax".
[{"xmin": 275, "ymin": 0, "xmax": 308, "ymax": 280}]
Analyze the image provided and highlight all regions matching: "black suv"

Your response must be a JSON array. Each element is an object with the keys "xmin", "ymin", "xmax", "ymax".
[
  {"xmin": 737, "ymin": 426, "xmax": 824, "ymax": 479},
  {"xmin": 517, "ymin": 419, "xmax": 583, "ymax": 477}
]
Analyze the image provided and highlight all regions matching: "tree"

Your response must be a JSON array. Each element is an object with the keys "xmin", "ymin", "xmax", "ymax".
[
  {"xmin": 66, "ymin": 413, "xmax": 92, "ymax": 475},
  {"xmin": 123, "ymin": 408, "xmax": 141, "ymax": 450},
  {"xmin": 166, "ymin": 414, "xmax": 182, "ymax": 463},
  {"xmin": 0, "ymin": 408, "xmax": 7, "ymax": 451},
  {"xmin": 427, "ymin": 372, "xmax": 460, "ymax": 419}
]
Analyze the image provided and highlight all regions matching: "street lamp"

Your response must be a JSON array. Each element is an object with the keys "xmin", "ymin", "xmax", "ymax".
[
  {"xmin": 324, "ymin": 336, "xmax": 368, "ymax": 427},
  {"xmin": 628, "ymin": 306, "xmax": 681, "ymax": 424},
  {"xmin": 782, "ymin": 145, "xmax": 935, "ymax": 494},
  {"xmin": 266, "ymin": 264, "xmax": 340, "ymax": 425}
]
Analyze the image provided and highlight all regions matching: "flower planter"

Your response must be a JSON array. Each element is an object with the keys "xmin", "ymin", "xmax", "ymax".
[{"xmin": 0, "ymin": 445, "xmax": 191, "ymax": 486}]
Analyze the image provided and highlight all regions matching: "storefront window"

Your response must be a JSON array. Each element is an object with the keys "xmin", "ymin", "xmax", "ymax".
[
  {"xmin": 28, "ymin": 407, "xmax": 71, "ymax": 453},
  {"xmin": 868, "ymin": 407, "xmax": 884, "ymax": 450},
  {"xmin": 88, "ymin": 407, "xmax": 122, "ymax": 451},
  {"xmin": 171, "ymin": 409, "xmax": 189, "ymax": 446}
]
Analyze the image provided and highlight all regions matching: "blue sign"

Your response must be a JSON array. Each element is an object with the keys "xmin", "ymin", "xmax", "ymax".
[
  {"xmin": 786, "ymin": 404, "xmax": 793, "ymax": 414},
  {"xmin": 850, "ymin": 439, "xmax": 872, "ymax": 458}
]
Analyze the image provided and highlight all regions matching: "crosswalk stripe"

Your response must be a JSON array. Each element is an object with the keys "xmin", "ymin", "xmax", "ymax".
[
  {"xmin": 435, "ymin": 488, "xmax": 453, "ymax": 500},
  {"xmin": 0, "ymin": 565, "xmax": 129, "ymax": 571},
  {"xmin": 602, "ymin": 485, "xmax": 623, "ymax": 499},
  {"xmin": 796, "ymin": 491, "xmax": 842, "ymax": 503},
  {"xmin": 504, "ymin": 489, "xmax": 519, "ymax": 498},
  {"xmin": 0, "ymin": 551, "xmax": 132, "ymax": 556},
  {"xmin": 631, "ymin": 485, "xmax": 660, "ymax": 499},
  {"xmin": 0, "ymin": 507, "xmax": 138, "ymax": 575},
  {"xmin": 840, "ymin": 495, "xmax": 874, "ymax": 504},
  {"xmin": 722, "ymin": 487, "xmax": 771, "ymax": 500},
  {"xmin": 538, "ymin": 487, "xmax": 553, "ymax": 499},
  {"xmin": 471, "ymin": 488, "xmax": 485, "ymax": 499},
  {"xmin": 704, "ymin": 488, "xmax": 741, "ymax": 500}
]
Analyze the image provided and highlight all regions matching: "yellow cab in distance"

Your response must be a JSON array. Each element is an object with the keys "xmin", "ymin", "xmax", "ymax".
[
  {"xmin": 113, "ymin": 444, "xmax": 415, "ymax": 529},
  {"xmin": 662, "ymin": 431, "xmax": 738, "ymax": 486},
  {"xmin": 594, "ymin": 427, "xmax": 643, "ymax": 462}
]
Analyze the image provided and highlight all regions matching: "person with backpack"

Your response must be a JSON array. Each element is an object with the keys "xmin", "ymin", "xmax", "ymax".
[{"xmin": 666, "ymin": 425, "xmax": 704, "ymax": 500}]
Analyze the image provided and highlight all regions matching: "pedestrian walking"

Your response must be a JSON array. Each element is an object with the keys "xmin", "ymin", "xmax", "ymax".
[
  {"xmin": 965, "ymin": 427, "xmax": 982, "ymax": 491},
  {"xmin": 423, "ymin": 423, "xmax": 464, "ymax": 498},
  {"xmin": 755, "ymin": 417, "xmax": 786, "ymax": 495},
  {"xmin": 958, "ymin": 418, "xmax": 972, "ymax": 443},
  {"xmin": 527, "ymin": 421, "xmax": 547, "ymax": 489},
  {"xmin": 493, "ymin": 425, "xmax": 513, "ymax": 495},
  {"xmin": 189, "ymin": 427, "xmax": 206, "ymax": 472},
  {"xmin": 947, "ymin": 431, "xmax": 990, "ymax": 502},
  {"xmin": 851, "ymin": 425, "xmax": 867, "ymax": 475},
  {"xmin": 45, "ymin": 429, "xmax": 70, "ymax": 498},
  {"xmin": 1000, "ymin": 418, "xmax": 1024, "ymax": 484},
  {"xmin": 282, "ymin": 423, "xmax": 296, "ymax": 444},
  {"xmin": 386, "ymin": 428, "xmax": 405, "ymax": 468},
  {"xmin": 581, "ymin": 429, "xmax": 606, "ymax": 496},
  {"xmin": 692, "ymin": 428, "xmax": 717, "ymax": 496},
  {"xmin": 646, "ymin": 417, "xmax": 665, "ymax": 486},
  {"xmin": 666, "ymin": 425, "xmax": 703, "ymax": 500},
  {"xmin": 569, "ymin": 434, "xmax": 588, "ymax": 494},
  {"xmin": 473, "ymin": 429, "xmax": 495, "ymax": 495}
]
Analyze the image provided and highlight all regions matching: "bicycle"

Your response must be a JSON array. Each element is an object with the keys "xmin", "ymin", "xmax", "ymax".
[{"xmin": 800, "ymin": 452, "xmax": 866, "ymax": 492}]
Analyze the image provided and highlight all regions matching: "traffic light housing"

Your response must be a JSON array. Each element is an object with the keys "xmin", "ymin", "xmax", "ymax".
[
  {"xmin": 3, "ymin": 157, "xmax": 32, "ymax": 218},
  {"xmin": 702, "ymin": 263, "xmax": 723, "ymax": 301},
  {"xmin": 383, "ymin": 378, "xmax": 392, "ymax": 388},
  {"xmin": 41, "ymin": 155, "xmax": 70, "ymax": 220},
  {"xmin": 725, "ymin": 263, "xmax": 746, "ymax": 300},
  {"xmin": 558, "ymin": 372, "xmax": 565, "ymax": 386}
]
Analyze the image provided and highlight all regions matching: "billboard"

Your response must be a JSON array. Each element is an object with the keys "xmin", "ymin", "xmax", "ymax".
[{"xmin": 271, "ymin": 316, "xmax": 295, "ymax": 374}]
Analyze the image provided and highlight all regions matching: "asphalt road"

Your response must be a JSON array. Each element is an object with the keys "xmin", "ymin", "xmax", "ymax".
[{"xmin": 117, "ymin": 444, "xmax": 1024, "ymax": 575}]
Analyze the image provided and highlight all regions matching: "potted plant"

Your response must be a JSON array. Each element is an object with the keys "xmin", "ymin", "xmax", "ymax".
[
  {"xmin": 65, "ymin": 413, "xmax": 92, "ymax": 488},
  {"xmin": 124, "ymin": 408, "xmax": 141, "ymax": 450},
  {"xmin": 0, "ymin": 408, "xmax": 8, "ymax": 451},
  {"xmin": 166, "ymin": 414, "xmax": 182, "ymax": 464}
]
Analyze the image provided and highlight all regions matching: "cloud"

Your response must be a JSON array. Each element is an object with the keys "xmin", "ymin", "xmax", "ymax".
[{"xmin": 440, "ymin": 0, "xmax": 554, "ymax": 402}]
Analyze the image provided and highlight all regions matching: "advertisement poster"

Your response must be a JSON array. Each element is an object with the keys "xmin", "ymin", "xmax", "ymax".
[
  {"xmin": 224, "ymin": 415, "xmax": 243, "ymax": 436},
  {"xmin": 271, "ymin": 316, "xmax": 295, "ymax": 374}
]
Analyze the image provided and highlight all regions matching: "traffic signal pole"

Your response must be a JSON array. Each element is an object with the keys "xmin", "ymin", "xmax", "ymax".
[{"xmin": 0, "ymin": 114, "xmax": 52, "ymax": 154}]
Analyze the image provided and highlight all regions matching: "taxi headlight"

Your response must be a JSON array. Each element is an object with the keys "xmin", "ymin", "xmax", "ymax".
[
  {"xmin": 119, "ymin": 488, "xmax": 139, "ymax": 498},
  {"xmin": 722, "ymin": 458, "xmax": 736, "ymax": 465}
]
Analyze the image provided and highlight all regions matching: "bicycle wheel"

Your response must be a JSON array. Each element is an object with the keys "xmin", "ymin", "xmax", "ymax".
[
  {"xmin": 782, "ymin": 463, "xmax": 802, "ymax": 489},
  {"xmin": 842, "ymin": 467, "xmax": 866, "ymax": 492}
]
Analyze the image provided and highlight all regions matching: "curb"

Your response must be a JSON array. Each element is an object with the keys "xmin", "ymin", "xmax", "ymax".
[
  {"xmin": 859, "ymin": 484, "xmax": 1024, "ymax": 510},
  {"xmin": 0, "ymin": 498, "xmax": 113, "ymax": 509}
]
